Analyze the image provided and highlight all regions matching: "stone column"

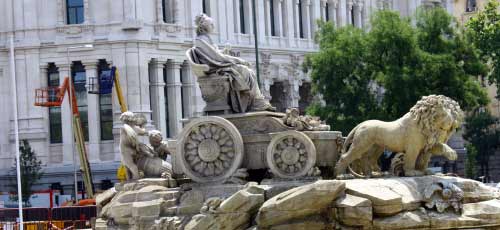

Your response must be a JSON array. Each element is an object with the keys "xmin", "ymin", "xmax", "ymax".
[
  {"xmin": 347, "ymin": 0, "xmax": 353, "ymax": 25},
  {"xmin": 149, "ymin": 59, "xmax": 167, "ymax": 137},
  {"xmin": 265, "ymin": 0, "xmax": 272, "ymax": 36},
  {"xmin": 181, "ymin": 62, "xmax": 195, "ymax": 119},
  {"xmin": 234, "ymin": 0, "xmax": 241, "ymax": 34},
  {"xmin": 303, "ymin": 0, "xmax": 311, "ymax": 39},
  {"xmin": 276, "ymin": 0, "xmax": 284, "ymax": 37},
  {"xmin": 285, "ymin": 80, "xmax": 301, "ymax": 108},
  {"xmin": 57, "ymin": 0, "xmax": 64, "ymax": 25},
  {"xmin": 353, "ymin": 3, "xmax": 362, "ymax": 28},
  {"xmin": 294, "ymin": 0, "xmax": 300, "ymax": 38},
  {"xmin": 320, "ymin": 0, "xmax": 327, "ymax": 21},
  {"xmin": 166, "ymin": 60, "xmax": 183, "ymax": 138},
  {"xmin": 83, "ymin": 0, "xmax": 91, "ymax": 23},
  {"xmin": 83, "ymin": 62, "xmax": 100, "ymax": 163},
  {"xmin": 58, "ymin": 64, "xmax": 74, "ymax": 164},
  {"xmin": 156, "ymin": 0, "xmax": 163, "ymax": 23},
  {"xmin": 329, "ymin": 0, "xmax": 337, "ymax": 25},
  {"xmin": 337, "ymin": 0, "xmax": 347, "ymax": 26}
]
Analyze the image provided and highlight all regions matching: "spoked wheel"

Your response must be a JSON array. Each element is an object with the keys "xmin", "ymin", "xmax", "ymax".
[
  {"xmin": 266, "ymin": 131, "xmax": 316, "ymax": 178},
  {"xmin": 177, "ymin": 116, "xmax": 244, "ymax": 183}
]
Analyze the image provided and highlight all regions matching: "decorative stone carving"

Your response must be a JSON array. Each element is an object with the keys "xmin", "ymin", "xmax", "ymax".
[
  {"xmin": 186, "ymin": 14, "xmax": 274, "ymax": 113},
  {"xmin": 266, "ymin": 131, "xmax": 317, "ymax": 178},
  {"xmin": 176, "ymin": 116, "xmax": 244, "ymax": 183},
  {"xmin": 56, "ymin": 24, "xmax": 94, "ymax": 34},
  {"xmin": 119, "ymin": 111, "xmax": 173, "ymax": 180},
  {"xmin": 282, "ymin": 108, "xmax": 330, "ymax": 131},
  {"xmin": 336, "ymin": 95, "xmax": 463, "ymax": 178},
  {"xmin": 424, "ymin": 181, "xmax": 464, "ymax": 213}
]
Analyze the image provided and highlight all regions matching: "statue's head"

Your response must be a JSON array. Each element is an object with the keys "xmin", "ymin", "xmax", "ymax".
[
  {"xmin": 120, "ymin": 111, "xmax": 136, "ymax": 125},
  {"xmin": 195, "ymin": 13, "xmax": 215, "ymax": 35},
  {"xmin": 134, "ymin": 113, "xmax": 147, "ymax": 127},
  {"xmin": 149, "ymin": 130, "xmax": 163, "ymax": 147}
]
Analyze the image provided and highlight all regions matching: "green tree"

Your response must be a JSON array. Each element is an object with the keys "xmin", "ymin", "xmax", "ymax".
[
  {"xmin": 304, "ymin": 8, "xmax": 488, "ymax": 134},
  {"xmin": 467, "ymin": 0, "xmax": 500, "ymax": 97},
  {"xmin": 10, "ymin": 140, "xmax": 43, "ymax": 206},
  {"xmin": 463, "ymin": 110, "xmax": 500, "ymax": 181},
  {"xmin": 464, "ymin": 144, "xmax": 478, "ymax": 179},
  {"xmin": 304, "ymin": 22, "xmax": 380, "ymax": 134}
]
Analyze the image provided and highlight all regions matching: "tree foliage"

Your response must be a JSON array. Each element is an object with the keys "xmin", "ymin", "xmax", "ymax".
[
  {"xmin": 464, "ymin": 144, "xmax": 478, "ymax": 179},
  {"xmin": 10, "ymin": 140, "xmax": 43, "ymax": 206},
  {"xmin": 467, "ymin": 0, "xmax": 500, "ymax": 97},
  {"xmin": 304, "ymin": 8, "xmax": 488, "ymax": 134},
  {"xmin": 463, "ymin": 110, "xmax": 500, "ymax": 181}
]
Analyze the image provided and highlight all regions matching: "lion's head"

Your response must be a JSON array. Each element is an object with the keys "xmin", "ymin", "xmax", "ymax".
[{"xmin": 409, "ymin": 95, "xmax": 464, "ymax": 152}]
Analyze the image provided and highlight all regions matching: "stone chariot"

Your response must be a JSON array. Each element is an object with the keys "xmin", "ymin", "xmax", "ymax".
[{"xmin": 172, "ymin": 50, "xmax": 342, "ymax": 183}]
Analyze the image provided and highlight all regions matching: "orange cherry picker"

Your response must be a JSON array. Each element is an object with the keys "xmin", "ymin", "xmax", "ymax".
[{"xmin": 34, "ymin": 77, "xmax": 95, "ymax": 199}]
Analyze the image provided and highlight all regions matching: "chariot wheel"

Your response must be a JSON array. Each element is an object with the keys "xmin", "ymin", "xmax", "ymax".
[
  {"xmin": 177, "ymin": 116, "xmax": 244, "ymax": 183},
  {"xmin": 266, "ymin": 131, "xmax": 317, "ymax": 178}
]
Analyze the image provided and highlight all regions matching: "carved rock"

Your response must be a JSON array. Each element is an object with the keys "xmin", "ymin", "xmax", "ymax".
[
  {"xmin": 373, "ymin": 210, "xmax": 430, "ymax": 230},
  {"xmin": 334, "ymin": 194, "xmax": 372, "ymax": 227},
  {"xmin": 256, "ymin": 180, "xmax": 345, "ymax": 228}
]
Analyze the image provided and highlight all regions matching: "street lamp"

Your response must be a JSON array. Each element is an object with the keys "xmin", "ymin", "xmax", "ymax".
[{"xmin": 66, "ymin": 44, "xmax": 93, "ymax": 202}]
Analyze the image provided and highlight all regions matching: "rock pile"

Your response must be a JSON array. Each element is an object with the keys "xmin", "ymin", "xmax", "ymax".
[{"xmin": 95, "ymin": 175, "xmax": 500, "ymax": 230}]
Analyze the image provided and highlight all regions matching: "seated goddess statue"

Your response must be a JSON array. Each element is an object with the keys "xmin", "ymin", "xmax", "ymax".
[{"xmin": 187, "ymin": 13, "xmax": 274, "ymax": 113}]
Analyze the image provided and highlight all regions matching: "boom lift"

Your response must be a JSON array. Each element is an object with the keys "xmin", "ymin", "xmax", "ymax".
[{"xmin": 35, "ymin": 77, "xmax": 95, "ymax": 198}]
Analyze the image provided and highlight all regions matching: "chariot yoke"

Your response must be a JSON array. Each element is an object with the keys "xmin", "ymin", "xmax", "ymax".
[{"xmin": 172, "ymin": 50, "xmax": 342, "ymax": 183}]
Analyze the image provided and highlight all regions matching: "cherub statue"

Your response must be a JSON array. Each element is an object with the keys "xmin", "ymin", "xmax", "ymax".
[
  {"xmin": 119, "ymin": 111, "xmax": 150, "ymax": 180},
  {"xmin": 282, "ymin": 108, "xmax": 330, "ymax": 131},
  {"xmin": 187, "ymin": 13, "xmax": 275, "ymax": 113}
]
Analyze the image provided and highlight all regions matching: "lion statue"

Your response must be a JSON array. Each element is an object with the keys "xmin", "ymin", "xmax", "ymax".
[{"xmin": 335, "ymin": 95, "xmax": 463, "ymax": 178}]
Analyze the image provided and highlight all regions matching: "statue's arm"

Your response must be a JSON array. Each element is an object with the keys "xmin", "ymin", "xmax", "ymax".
[
  {"xmin": 132, "ymin": 126, "xmax": 147, "ymax": 136},
  {"xmin": 195, "ymin": 38, "xmax": 247, "ymax": 65}
]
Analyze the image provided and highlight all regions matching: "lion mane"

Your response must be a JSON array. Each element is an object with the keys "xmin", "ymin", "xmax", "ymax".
[{"xmin": 409, "ymin": 95, "xmax": 464, "ymax": 153}]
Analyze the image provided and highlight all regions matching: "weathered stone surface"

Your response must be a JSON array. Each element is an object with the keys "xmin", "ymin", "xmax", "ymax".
[
  {"xmin": 121, "ymin": 178, "xmax": 169, "ymax": 191},
  {"xmin": 217, "ymin": 184, "xmax": 265, "ymax": 214},
  {"xmin": 132, "ymin": 199, "xmax": 162, "ymax": 217},
  {"xmin": 94, "ymin": 218, "xmax": 107, "ymax": 230},
  {"xmin": 259, "ymin": 179, "xmax": 315, "ymax": 200},
  {"xmin": 177, "ymin": 190, "xmax": 204, "ymax": 215},
  {"xmin": 156, "ymin": 190, "xmax": 181, "ymax": 201},
  {"xmin": 108, "ymin": 202, "xmax": 133, "ymax": 225},
  {"xmin": 269, "ymin": 216, "xmax": 330, "ymax": 230},
  {"xmin": 256, "ymin": 180, "xmax": 345, "ymax": 227},
  {"xmin": 96, "ymin": 187, "xmax": 117, "ymax": 207},
  {"xmin": 463, "ymin": 199, "xmax": 500, "ymax": 222},
  {"xmin": 138, "ymin": 185, "xmax": 169, "ymax": 193},
  {"xmin": 334, "ymin": 194, "xmax": 372, "ymax": 227},
  {"xmin": 345, "ymin": 180, "xmax": 403, "ymax": 216},
  {"xmin": 184, "ymin": 214, "xmax": 215, "ymax": 230},
  {"xmin": 429, "ymin": 211, "xmax": 483, "ymax": 229},
  {"xmin": 373, "ymin": 210, "xmax": 430, "ymax": 230}
]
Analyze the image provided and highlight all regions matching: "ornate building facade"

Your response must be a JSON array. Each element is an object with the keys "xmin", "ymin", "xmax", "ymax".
[{"xmin": 0, "ymin": 0, "xmax": 455, "ymax": 193}]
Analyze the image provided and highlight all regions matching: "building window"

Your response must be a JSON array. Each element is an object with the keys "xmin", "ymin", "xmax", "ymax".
[
  {"xmin": 97, "ymin": 60, "xmax": 113, "ymax": 141},
  {"xmin": 163, "ymin": 69, "xmax": 170, "ymax": 138},
  {"xmin": 239, "ymin": 0, "xmax": 247, "ymax": 34},
  {"xmin": 270, "ymin": 0, "xmax": 276, "ymax": 36},
  {"xmin": 162, "ymin": 0, "xmax": 175, "ymax": 23},
  {"xmin": 298, "ymin": 0, "xmax": 304, "ymax": 38},
  {"xmin": 71, "ymin": 61, "xmax": 89, "ymax": 141},
  {"xmin": 66, "ymin": 0, "xmax": 84, "ymax": 24},
  {"xmin": 202, "ymin": 0, "xmax": 210, "ymax": 15},
  {"xmin": 466, "ymin": 0, "xmax": 477, "ymax": 12},
  {"xmin": 48, "ymin": 63, "xmax": 62, "ymax": 144},
  {"xmin": 325, "ymin": 3, "xmax": 330, "ymax": 21}
]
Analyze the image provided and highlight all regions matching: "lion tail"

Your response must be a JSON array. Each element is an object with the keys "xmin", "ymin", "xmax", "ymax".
[
  {"xmin": 341, "ymin": 124, "xmax": 360, "ymax": 154},
  {"xmin": 340, "ymin": 124, "xmax": 367, "ymax": 179}
]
